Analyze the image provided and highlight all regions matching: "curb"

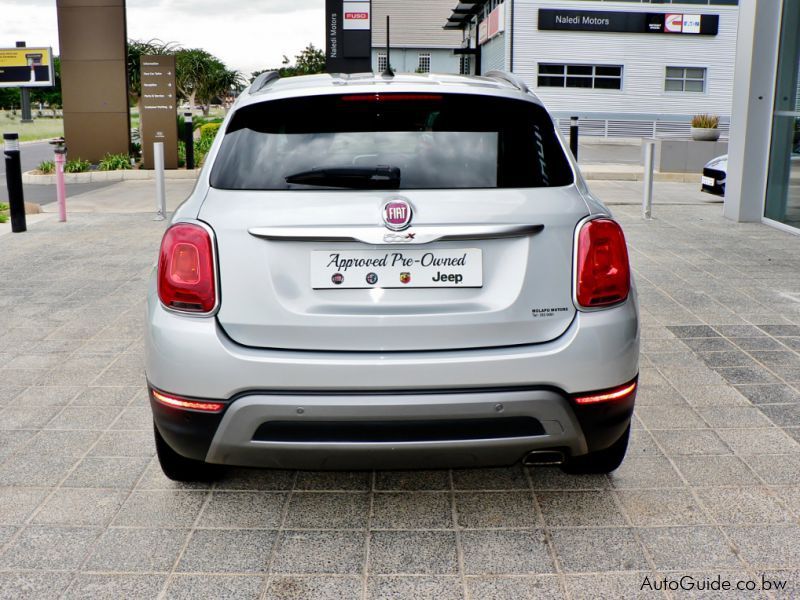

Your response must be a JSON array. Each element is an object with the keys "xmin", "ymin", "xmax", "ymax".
[{"xmin": 22, "ymin": 169, "xmax": 201, "ymax": 185}]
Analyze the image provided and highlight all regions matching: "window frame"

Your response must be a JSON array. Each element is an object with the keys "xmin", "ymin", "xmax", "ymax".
[
  {"xmin": 536, "ymin": 63, "xmax": 623, "ymax": 91},
  {"xmin": 417, "ymin": 52, "xmax": 431, "ymax": 74},
  {"xmin": 376, "ymin": 52, "xmax": 387, "ymax": 73},
  {"xmin": 664, "ymin": 66, "xmax": 708, "ymax": 93}
]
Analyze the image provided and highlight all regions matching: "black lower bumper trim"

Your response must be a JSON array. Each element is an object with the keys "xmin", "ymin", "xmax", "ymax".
[
  {"xmin": 150, "ymin": 391, "xmax": 226, "ymax": 461},
  {"xmin": 253, "ymin": 417, "xmax": 545, "ymax": 443},
  {"xmin": 570, "ymin": 377, "xmax": 637, "ymax": 453}
]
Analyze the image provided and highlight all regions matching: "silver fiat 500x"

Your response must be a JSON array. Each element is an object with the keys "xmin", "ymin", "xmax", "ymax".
[{"xmin": 145, "ymin": 71, "xmax": 639, "ymax": 481}]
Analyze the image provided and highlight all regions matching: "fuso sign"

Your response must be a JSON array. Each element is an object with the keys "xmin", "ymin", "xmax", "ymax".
[{"xmin": 343, "ymin": 1, "xmax": 370, "ymax": 30}]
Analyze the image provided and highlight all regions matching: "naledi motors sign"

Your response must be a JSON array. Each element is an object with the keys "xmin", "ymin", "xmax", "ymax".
[{"xmin": 538, "ymin": 9, "xmax": 719, "ymax": 36}]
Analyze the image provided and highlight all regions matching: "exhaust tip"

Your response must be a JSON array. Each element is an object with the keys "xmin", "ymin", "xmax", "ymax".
[{"xmin": 523, "ymin": 450, "xmax": 565, "ymax": 466}]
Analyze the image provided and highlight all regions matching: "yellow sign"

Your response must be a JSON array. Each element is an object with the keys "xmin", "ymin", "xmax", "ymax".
[{"xmin": 0, "ymin": 47, "xmax": 54, "ymax": 88}]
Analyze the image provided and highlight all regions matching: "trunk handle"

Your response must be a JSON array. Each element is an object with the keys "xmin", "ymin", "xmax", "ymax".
[{"xmin": 248, "ymin": 223, "xmax": 544, "ymax": 245}]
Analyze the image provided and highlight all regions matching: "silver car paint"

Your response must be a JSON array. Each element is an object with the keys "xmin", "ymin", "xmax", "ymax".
[{"xmin": 145, "ymin": 73, "xmax": 639, "ymax": 466}]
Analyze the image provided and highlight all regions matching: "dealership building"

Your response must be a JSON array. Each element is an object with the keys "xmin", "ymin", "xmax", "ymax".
[
  {"xmin": 444, "ymin": 0, "xmax": 741, "ymax": 138},
  {"xmin": 371, "ymin": 0, "xmax": 464, "ymax": 75},
  {"xmin": 363, "ymin": 0, "xmax": 796, "ymax": 232}
]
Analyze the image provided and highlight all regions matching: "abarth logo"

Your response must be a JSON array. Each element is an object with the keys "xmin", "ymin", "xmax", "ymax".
[
  {"xmin": 400, "ymin": 272, "xmax": 411, "ymax": 284},
  {"xmin": 382, "ymin": 198, "xmax": 413, "ymax": 231}
]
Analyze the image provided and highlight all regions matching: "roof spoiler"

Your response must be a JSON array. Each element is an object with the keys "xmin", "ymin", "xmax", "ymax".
[
  {"xmin": 249, "ymin": 71, "xmax": 280, "ymax": 94},
  {"xmin": 484, "ymin": 70, "xmax": 529, "ymax": 94}
]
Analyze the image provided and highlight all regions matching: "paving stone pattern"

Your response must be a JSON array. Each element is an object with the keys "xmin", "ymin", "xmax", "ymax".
[{"xmin": 0, "ymin": 206, "xmax": 799, "ymax": 599}]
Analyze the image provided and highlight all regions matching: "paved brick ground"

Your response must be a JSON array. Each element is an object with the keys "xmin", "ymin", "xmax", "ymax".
[{"xmin": 0, "ymin": 205, "xmax": 798, "ymax": 599}]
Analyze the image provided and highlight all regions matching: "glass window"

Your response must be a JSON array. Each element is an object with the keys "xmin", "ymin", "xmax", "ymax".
[
  {"xmin": 459, "ymin": 55, "xmax": 471, "ymax": 75},
  {"xmin": 210, "ymin": 94, "xmax": 574, "ymax": 190},
  {"xmin": 417, "ymin": 53, "xmax": 431, "ymax": 74},
  {"xmin": 567, "ymin": 65, "xmax": 592, "ymax": 76},
  {"xmin": 665, "ymin": 66, "xmax": 706, "ymax": 92},
  {"xmin": 538, "ymin": 64, "xmax": 622, "ymax": 90},
  {"xmin": 764, "ymin": 0, "xmax": 800, "ymax": 227},
  {"xmin": 376, "ymin": 52, "xmax": 387, "ymax": 73},
  {"xmin": 538, "ymin": 64, "xmax": 565, "ymax": 75}
]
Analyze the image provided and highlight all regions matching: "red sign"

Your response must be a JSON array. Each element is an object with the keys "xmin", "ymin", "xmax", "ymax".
[
  {"xmin": 345, "ymin": 12, "xmax": 368, "ymax": 19},
  {"xmin": 664, "ymin": 14, "xmax": 683, "ymax": 33}
]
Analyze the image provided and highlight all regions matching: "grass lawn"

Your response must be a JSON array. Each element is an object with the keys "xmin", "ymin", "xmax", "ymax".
[
  {"xmin": 1, "ymin": 106, "xmax": 226, "ymax": 143},
  {"xmin": 0, "ymin": 111, "xmax": 64, "ymax": 142}
]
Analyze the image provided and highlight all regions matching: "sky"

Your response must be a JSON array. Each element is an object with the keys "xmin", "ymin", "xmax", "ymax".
[{"xmin": 0, "ymin": 0, "xmax": 325, "ymax": 76}]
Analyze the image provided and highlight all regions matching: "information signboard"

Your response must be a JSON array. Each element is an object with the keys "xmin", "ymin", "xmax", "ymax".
[
  {"xmin": 140, "ymin": 55, "xmax": 178, "ymax": 169},
  {"xmin": 0, "ymin": 47, "xmax": 55, "ymax": 88}
]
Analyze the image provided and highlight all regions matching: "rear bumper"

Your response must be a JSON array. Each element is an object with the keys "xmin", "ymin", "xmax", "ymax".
[
  {"xmin": 701, "ymin": 167, "xmax": 725, "ymax": 196},
  {"xmin": 145, "ymin": 278, "xmax": 639, "ymax": 469},
  {"xmin": 152, "ymin": 385, "xmax": 635, "ymax": 469}
]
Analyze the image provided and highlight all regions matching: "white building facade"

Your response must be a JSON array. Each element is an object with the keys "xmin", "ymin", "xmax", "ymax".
[
  {"xmin": 446, "ymin": 0, "xmax": 740, "ymax": 137},
  {"xmin": 372, "ymin": 0, "xmax": 464, "ymax": 75}
]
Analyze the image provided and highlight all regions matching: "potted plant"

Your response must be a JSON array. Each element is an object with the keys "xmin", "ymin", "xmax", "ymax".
[{"xmin": 691, "ymin": 113, "xmax": 720, "ymax": 141}]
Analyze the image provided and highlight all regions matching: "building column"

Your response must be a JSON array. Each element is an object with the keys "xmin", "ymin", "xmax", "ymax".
[{"xmin": 724, "ymin": 0, "xmax": 782, "ymax": 222}]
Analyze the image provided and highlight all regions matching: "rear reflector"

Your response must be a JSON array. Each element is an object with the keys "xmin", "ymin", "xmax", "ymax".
[
  {"xmin": 151, "ymin": 389, "xmax": 225, "ymax": 413},
  {"xmin": 576, "ymin": 218, "xmax": 630, "ymax": 308},
  {"xmin": 573, "ymin": 380, "xmax": 637, "ymax": 405},
  {"xmin": 340, "ymin": 93, "xmax": 443, "ymax": 102},
  {"xmin": 158, "ymin": 223, "xmax": 217, "ymax": 313}
]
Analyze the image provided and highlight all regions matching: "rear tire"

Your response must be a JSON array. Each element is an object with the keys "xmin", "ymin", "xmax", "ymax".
[
  {"xmin": 154, "ymin": 423, "xmax": 221, "ymax": 482},
  {"xmin": 561, "ymin": 425, "xmax": 630, "ymax": 474}
]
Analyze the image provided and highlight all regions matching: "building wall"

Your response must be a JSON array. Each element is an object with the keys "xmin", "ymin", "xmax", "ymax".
[
  {"xmin": 372, "ymin": 0, "xmax": 462, "ymax": 48},
  {"xmin": 481, "ymin": 34, "xmax": 507, "ymax": 73},
  {"xmin": 511, "ymin": 0, "xmax": 739, "ymax": 118},
  {"xmin": 371, "ymin": 48, "xmax": 460, "ymax": 74}
]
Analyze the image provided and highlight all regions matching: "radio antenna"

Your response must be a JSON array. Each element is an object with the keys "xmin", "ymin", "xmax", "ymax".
[{"xmin": 383, "ymin": 15, "xmax": 394, "ymax": 77}]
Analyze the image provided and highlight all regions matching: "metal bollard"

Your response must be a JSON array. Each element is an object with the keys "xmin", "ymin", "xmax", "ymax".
[
  {"xmin": 3, "ymin": 133, "xmax": 26, "ymax": 232},
  {"xmin": 569, "ymin": 116, "xmax": 579, "ymax": 161},
  {"xmin": 154, "ymin": 142, "xmax": 166, "ymax": 221},
  {"xmin": 642, "ymin": 140, "xmax": 655, "ymax": 220},
  {"xmin": 50, "ymin": 137, "xmax": 67, "ymax": 222},
  {"xmin": 184, "ymin": 113, "xmax": 194, "ymax": 170}
]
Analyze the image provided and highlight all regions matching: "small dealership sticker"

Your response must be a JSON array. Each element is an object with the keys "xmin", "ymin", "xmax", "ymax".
[
  {"xmin": 382, "ymin": 198, "xmax": 413, "ymax": 231},
  {"xmin": 400, "ymin": 272, "xmax": 411, "ymax": 284},
  {"xmin": 366, "ymin": 272, "xmax": 378, "ymax": 285},
  {"xmin": 331, "ymin": 273, "xmax": 344, "ymax": 285}
]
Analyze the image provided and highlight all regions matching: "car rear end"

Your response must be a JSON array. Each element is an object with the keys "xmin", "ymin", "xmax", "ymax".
[
  {"xmin": 701, "ymin": 155, "xmax": 727, "ymax": 196},
  {"xmin": 145, "ymin": 74, "xmax": 639, "ymax": 475}
]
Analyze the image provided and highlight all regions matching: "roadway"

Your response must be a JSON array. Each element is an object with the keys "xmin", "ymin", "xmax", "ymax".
[{"xmin": 0, "ymin": 140, "xmax": 116, "ymax": 206}]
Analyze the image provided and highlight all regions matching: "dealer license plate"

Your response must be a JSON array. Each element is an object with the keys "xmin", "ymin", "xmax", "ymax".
[
  {"xmin": 311, "ymin": 248, "xmax": 483, "ymax": 289},
  {"xmin": 701, "ymin": 175, "xmax": 716, "ymax": 187}
]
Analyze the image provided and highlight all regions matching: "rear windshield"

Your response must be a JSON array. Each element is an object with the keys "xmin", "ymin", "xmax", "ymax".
[{"xmin": 210, "ymin": 92, "xmax": 574, "ymax": 190}]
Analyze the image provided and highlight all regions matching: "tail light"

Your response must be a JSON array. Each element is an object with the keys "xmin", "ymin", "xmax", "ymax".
[
  {"xmin": 158, "ymin": 223, "xmax": 217, "ymax": 313},
  {"xmin": 150, "ymin": 388, "xmax": 224, "ymax": 413},
  {"xmin": 575, "ymin": 218, "xmax": 630, "ymax": 308},
  {"xmin": 573, "ymin": 379, "xmax": 637, "ymax": 405}
]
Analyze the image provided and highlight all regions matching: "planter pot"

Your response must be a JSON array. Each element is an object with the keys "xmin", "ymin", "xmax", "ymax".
[{"xmin": 691, "ymin": 127, "xmax": 720, "ymax": 141}]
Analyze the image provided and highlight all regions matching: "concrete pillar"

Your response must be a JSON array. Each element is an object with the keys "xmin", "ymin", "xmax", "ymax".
[
  {"xmin": 723, "ymin": 0, "xmax": 783, "ymax": 223},
  {"xmin": 56, "ymin": 0, "xmax": 130, "ymax": 163}
]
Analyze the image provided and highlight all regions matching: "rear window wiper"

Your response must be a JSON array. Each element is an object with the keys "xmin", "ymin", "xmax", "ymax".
[{"xmin": 284, "ymin": 166, "xmax": 401, "ymax": 189}]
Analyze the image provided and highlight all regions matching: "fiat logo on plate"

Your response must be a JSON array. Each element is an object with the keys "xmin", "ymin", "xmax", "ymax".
[{"xmin": 382, "ymin": 198, "xmax": 413, "ymax": 231}]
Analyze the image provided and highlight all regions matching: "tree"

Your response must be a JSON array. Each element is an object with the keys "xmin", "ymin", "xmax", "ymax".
[
  {"xmin": 251, "ymin": 43, "xmax": 325, "ymax": 81},
  {"xmin": 175, "ymin": 49, "xmax": 243, "ymax": 115},
  {"xmin": 293, "ymin": 44, "xmax": 325, "ymax": 75}
]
